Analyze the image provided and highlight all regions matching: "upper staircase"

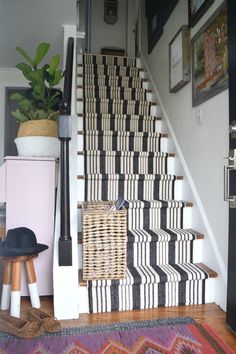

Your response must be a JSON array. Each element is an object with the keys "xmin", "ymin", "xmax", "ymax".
[{"xmin": 77, "ymin": 53, "xmax": 217, "ymax": 313}]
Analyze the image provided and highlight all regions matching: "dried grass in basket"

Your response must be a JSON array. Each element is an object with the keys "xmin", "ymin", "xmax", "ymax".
[{"xmin": 82, "ymin": 201, "xmax": 127, "ymax": 280}]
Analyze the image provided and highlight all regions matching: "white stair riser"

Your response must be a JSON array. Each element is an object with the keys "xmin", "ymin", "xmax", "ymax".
[
  {"xmin": 77, "ymin": 155, "xmax": 84, "ymax": 176},
  {"xmin": 77, "ymin": 115, "xmax": 83, "ymax": 131}
]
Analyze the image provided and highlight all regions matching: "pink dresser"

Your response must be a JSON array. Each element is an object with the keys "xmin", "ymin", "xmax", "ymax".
[{"xmin": 0, "ymin": 157, "xmax": 57, "ymax": 296}]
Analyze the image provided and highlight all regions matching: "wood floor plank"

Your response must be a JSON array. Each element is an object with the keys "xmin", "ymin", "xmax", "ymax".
[{"xmin": 19, "ymin": 297, "xmax": 236, "ymax": 350}]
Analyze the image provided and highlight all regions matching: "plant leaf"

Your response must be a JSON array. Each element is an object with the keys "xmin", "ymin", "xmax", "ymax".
[
  {"xmin": 33, "ymin": 42, "xmax": 50, "ymax": 67},
  {"xmin": 28, "ymin": 69, "xmax": 44, "ymax": 84},
  {"xmin": 15, "ymin": 63, "xmax": 32, "ymax": 80},
  {"xmin": 18, "ymin": 98, "xmax": 33, "ymax": 111},
  {"xmin": 48, "ymin": 97, "xmax": 60, "ymax": 109},
  {"xmin": 10, "ymin": 92, "xmax": 25, "ymax": 102},
  {"xmin": 51, "ymin": 69, "xmax": 63, "ymax": 86},
  {"xmin": 16, "ymin": 46, "xmax": 34, "ymax": 66},
  {"xmin": 32, "ymin": 84, "xmax": 45, "ymax": 100},
  {"xmin": 11, "ymin": 109, "xmax": 28, "ymax": 123},
  {"xmin": 48, "ymin": 55, "xmax": 60, "ymax": 76}
]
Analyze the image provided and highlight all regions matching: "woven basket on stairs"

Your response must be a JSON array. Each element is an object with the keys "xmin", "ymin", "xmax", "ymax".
[{"xmin": 82, "ymin": 201, "xmax": 127, "ymax": 280}]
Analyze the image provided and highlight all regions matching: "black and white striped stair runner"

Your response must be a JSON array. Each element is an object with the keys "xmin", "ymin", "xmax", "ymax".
[
  {"xmin": 84, "ymin": 131, "xmax": 163, "ymax": 152},
  {"xmin": 81, "ymin": 53, "xmax": 211, "ymax": 313},
  {"xmin": 84, "ymin": 114, "xmax": 158, "ymax": 132},
  {"xmin": 85, "ymin": 173, "xmax": 176, "ymax": 201}
]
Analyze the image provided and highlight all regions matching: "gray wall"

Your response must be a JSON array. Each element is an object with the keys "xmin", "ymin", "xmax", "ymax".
[
  {"xmin": 90, "ymin": 0, "xmax": 127, "ymax": 54},
  {"xmin": 0, "ymin": 0, "xmax": 76, "ymax": 68}
]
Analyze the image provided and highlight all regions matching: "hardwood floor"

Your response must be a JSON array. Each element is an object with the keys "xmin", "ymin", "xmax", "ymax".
[{"xmin": 21, "ymin": 297, "xmax": 236, "ymax": 351}]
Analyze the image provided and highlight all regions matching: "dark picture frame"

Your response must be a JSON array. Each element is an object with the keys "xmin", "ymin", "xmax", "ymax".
[
  {"xmin": 147, "ymin": 0, "xmax": 163, "ymax": 54},
  {"xmin": 146, "ymin": 0, "xmax": 179, "ymax": 54},
  {"xmin": 191, "ymin": 2, "xmax": 228, "ymax": 107},
  {"xmin": 188, "ymin": 0, "xmax": 215, "ymax": 27},
  {"xmin": 169, "ymin": 26, "xmax": 191, "ymax": 93}
]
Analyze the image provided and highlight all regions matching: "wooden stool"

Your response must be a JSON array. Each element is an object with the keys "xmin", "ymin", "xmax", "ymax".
[{"xmin": 0, "ymin": 255, "xmax": 40, "ymax": 318}]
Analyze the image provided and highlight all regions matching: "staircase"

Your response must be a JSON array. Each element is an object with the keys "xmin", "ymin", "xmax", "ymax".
[{"xmin": 77, "ymin": 53, "xmax": 217, "ymax": 314}]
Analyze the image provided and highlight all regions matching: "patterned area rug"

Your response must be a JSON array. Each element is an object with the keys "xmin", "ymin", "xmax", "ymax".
[{"xmin": 0, "ymin": 317, "xmax": 234, "ymax": 353}]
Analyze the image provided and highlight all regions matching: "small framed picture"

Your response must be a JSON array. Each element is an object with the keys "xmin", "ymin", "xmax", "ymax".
[
  {"xmin": 169, "ymin": 25, "xmax": 191, "ymax": 93},
  {"xmin": 192, "ymin": 2, "xmax": 228, "ymax": 106},
  {"xmin": 188, "ymin": 0, "xmax": 215, "ymax": 27}
]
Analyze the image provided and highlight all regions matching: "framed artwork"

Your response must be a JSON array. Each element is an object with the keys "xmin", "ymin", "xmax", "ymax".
[
  {"xmin": 169, "ymin": 26, "xmax": 191, "ymax": 93},
  {"xmin": 188, "ymin": 0, "xmax": 215, "ymax": 27},
  {"xmin": 147, "ymin": 0, "xmax": 163, "ymax": 54},
  {"xmin": 192, "ymin": 2, "xmax": 228, "ymax": 107},
  {"xmin": 146, "ymin": 0, "xmax": 179, "ymax": 54}
]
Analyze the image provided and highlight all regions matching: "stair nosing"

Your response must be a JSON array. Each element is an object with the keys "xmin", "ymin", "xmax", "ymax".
[{"xmin": 78, "ymin": 262, "xmax": 217, "ymax": 286}]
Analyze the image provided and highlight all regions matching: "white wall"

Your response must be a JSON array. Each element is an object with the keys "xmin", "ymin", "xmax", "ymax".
[
  {"xmin": 90, "ymin": 0, "xmax": 127, "ymax": 54},
  {"xmin": 140, "ymin": 0, "xmax": 228, "ymax": 308},
  {"xmin": 0, "ymin": 0, "xmax": 76, "ymax": 68}
]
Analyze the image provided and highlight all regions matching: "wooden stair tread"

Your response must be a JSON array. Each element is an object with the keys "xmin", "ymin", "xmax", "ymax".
[
  {"xmin": 195, "ymin": 263, "xmax": 218, "ymax": 278},
  {"xmin": 78, "ymin": 262, "xmax": 217, "ymax": 287}
]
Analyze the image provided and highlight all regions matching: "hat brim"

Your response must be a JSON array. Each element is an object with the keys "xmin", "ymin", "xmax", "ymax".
[{"xmin": 0, "ymin": 241, "xmax": 48, "ymax": 257}]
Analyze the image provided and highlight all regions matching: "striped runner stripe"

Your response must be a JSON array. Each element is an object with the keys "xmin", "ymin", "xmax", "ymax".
[
  {"xmin": 81, "ymin": 75, "xmax": 144, "ymax": 88},
  {"xmin": 85, "ymin": 151, "xmax": 169, "ymax": 174},
  {"xmin": 83, "ymin": 64, "xmax": 141, "ymax": 77},
  {"xmin": 85, "ymin": 174, "xmax": 176, "ymax": 201},
  {"xmin": 83, "ymin": 86, "xmax": 148, "ymax": 101},
  {"xmin": 84, "ymin": 130, "xmax": 163, "ymax": 152},
  {"xmin": 83, "ymin": 114, "xmax": 157, "ymax": 132},
  {"xmin": 84, "ymin": 98, "xmax": 153, "ymax": 115},
  {"xmin": 83, "ymin": 54, "xmax": 137, "ymax": 67}
]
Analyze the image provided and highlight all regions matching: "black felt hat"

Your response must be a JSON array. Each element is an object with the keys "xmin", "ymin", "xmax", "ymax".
[{"xmin": 0, "ymin": 227, "xmax": 48, "ymax": 256}]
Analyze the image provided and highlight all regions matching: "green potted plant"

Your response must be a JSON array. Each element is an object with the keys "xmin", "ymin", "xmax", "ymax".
[{"xmin": 11, "ymin": 42, "xmax": 64, "ymax": 157}]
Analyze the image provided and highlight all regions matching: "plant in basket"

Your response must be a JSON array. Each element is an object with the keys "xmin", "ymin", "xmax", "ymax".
[{"xmin": 10, "ymin": 42, "xmax": 64, "ymax": 157}]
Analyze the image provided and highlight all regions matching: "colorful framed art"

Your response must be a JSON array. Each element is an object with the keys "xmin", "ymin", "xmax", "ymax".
[{"xmin": 191, "ymin": 2, "xmax": 228, "ymax": 106}]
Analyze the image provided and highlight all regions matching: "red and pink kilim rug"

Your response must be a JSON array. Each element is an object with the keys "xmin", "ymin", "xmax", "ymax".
[{"xmin": 0, "ymin": 317, "xmax": 234, "ymax": 353}]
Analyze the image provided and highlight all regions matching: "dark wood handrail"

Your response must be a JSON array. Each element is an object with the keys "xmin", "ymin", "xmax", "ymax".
[{"xmin": 58, "ymin": 37, "xmax": 74, "ymax": 266}]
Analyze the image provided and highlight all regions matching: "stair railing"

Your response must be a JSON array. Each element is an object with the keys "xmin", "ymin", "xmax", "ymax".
[{"xmin": 58, "ymin": 37, "xmax": 74, "ymax": 266}]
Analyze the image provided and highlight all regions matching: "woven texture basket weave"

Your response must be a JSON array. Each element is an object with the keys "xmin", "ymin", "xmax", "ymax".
[{"xmin": 82, "ymin": 201, "xmax": 127, "ymax": 280}]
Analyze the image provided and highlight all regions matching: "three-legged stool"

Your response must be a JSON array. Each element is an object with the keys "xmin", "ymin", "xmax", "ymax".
[{"xmin": 0, "ymin": 255, "xmax": 40, "ymax": 318}]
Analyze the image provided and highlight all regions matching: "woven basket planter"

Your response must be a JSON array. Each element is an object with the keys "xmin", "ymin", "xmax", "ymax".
[
  {"xmin": 82, "ymin": 201, "xmax": 127, "ymax": 280},
  {"xmin": 14, "ymin": 119, "xmax": 59, "ymax": 158},
  {"xmin": 17, "ymin": 119, "xmax": 57, "ymax": 138}
]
